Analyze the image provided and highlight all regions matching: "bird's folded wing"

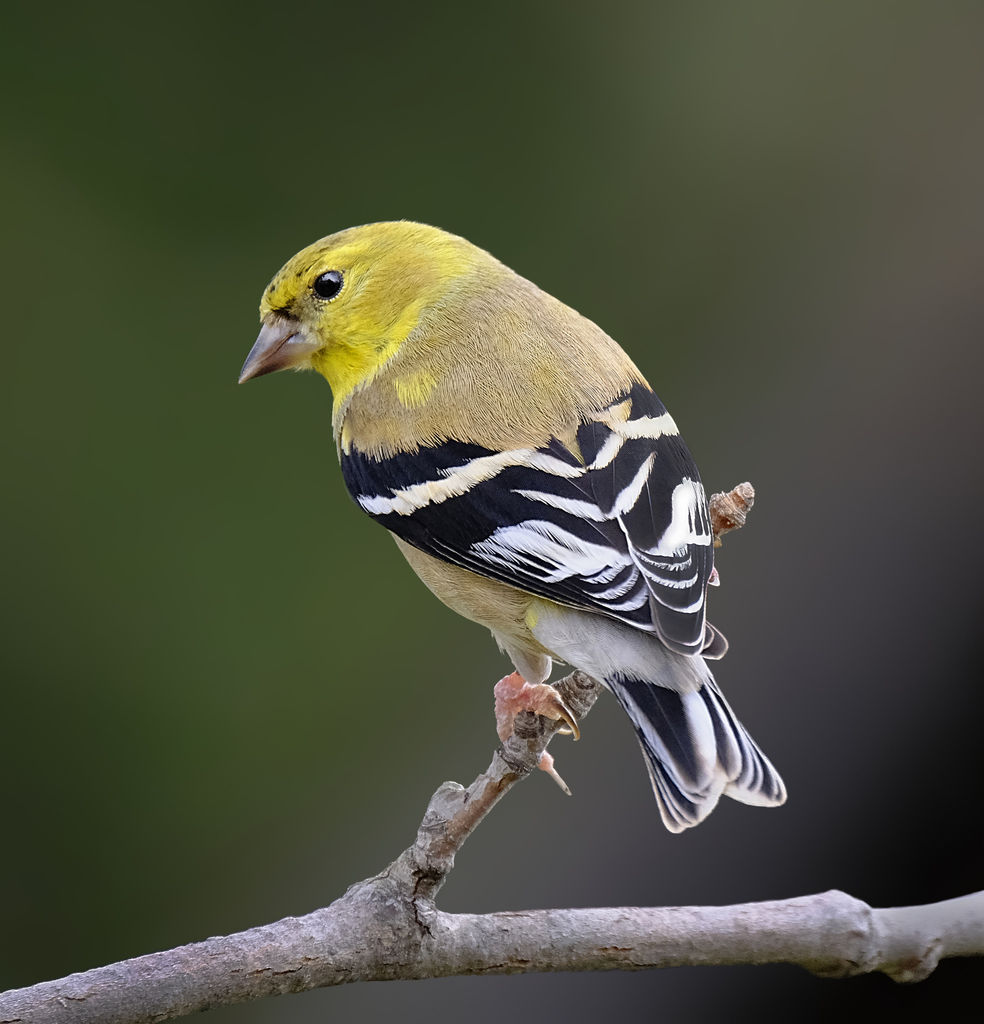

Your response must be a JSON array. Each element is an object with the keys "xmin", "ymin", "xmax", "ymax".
[{"xmin": 340, "ymin": 383, "xmax": 714, "ymax": 655}]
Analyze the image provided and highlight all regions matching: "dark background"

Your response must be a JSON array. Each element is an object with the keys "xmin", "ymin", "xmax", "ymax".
[{"xmin": 2, "ymin": 2, "xmax": 982, "ymax": 1020}]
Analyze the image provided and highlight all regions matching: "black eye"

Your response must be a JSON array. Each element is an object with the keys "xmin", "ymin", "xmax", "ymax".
[{"xmin": 312, "ymin": 270, "xmax": 344, "ymax": 300}]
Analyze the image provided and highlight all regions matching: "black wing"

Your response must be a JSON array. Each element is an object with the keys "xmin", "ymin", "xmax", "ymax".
[{"xmin": 340, "ymin": 384, "xmax": 714, "ymax": 655}]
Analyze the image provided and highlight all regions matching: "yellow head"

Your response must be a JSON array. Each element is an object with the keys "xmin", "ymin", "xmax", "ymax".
[{"xmin": 239, "ymin": 221, "xmax": 493, "ymax": 406}]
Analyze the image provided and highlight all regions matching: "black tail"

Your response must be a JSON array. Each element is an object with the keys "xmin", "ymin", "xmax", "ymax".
[{"xmin": 609, "ymin": 666, "xmax": 786, "ymax": 833}]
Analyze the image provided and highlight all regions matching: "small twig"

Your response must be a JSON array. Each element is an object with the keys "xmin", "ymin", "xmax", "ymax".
[
  {"xmin": 395, "ymin": 670, "xmax": 601, "ymax": 907},
  {"xmin": 709, "ymin": 481, "xmax": 755, "ymax": 548}
]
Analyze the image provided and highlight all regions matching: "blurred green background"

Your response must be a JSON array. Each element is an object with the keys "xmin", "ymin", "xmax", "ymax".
[{"xmin": 3, "ymin": 2, "xmax": 982, "ymax": 1020}]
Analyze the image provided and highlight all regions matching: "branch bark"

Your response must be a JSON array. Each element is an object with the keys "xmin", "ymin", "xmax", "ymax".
[
  {"xmin": 3, "ymin": 665, "xmax": 981, "ymax": 1024},
  {"xmin": 4, "ymin": 484, "xmax": 981, "ymax": 1023}
]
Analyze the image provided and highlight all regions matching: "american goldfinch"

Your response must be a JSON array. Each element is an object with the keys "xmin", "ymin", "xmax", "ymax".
[{"xmin": 239, "ymin": 221, "xmax": 785, "ymax": 832}]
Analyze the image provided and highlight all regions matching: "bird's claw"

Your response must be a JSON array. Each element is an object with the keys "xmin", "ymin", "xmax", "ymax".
[
  {"xmin": 553, "ymin": 699, "xmax": 580, "ymax": 741},
  {"xmin": 493, "ymin": 672, "xmax": 581, "ymax": 741}
]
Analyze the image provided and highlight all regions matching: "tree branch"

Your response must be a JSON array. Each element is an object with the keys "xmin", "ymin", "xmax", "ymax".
[
  {"xmin": 4, "ymin": 483, "xmax": 981, "ymax": 1023},
  {"xmin": 3, "ymin": 665, "xmax": 981, "ymax": 1023}
]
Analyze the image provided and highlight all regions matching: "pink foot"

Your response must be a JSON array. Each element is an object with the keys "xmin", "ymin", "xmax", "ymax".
[
  {"xmin": 493, "ymin": 672, "xmax": 580, "ymax": 741},
  {"xmin": 493, "ymin": 672, "xmax": 578, "ymax": 795}
]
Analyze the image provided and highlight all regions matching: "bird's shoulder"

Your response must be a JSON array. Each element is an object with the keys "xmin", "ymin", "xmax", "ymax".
[{"xmin": 336, "ymin": 270, "xmax": 644, "ymax": 458}]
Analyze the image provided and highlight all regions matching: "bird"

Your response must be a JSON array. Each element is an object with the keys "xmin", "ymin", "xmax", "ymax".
[{"xmin": 239, "ymin": 221, "xmax": 786, "ymax": 832}]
